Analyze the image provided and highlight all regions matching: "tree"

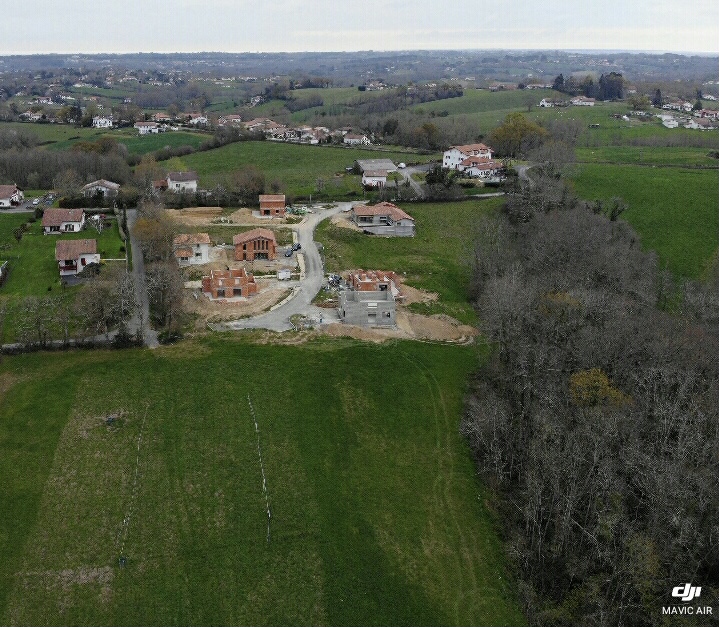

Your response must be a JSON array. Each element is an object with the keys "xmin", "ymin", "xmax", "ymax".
[
  {"xmin": 652, "ymin": 88, "xmax": 663, "ymax": 107},
  {"xmin": 132, "ymin": 201, "xmax": 175, "ymax": 261},
  {"xmin": 488, "ymin": 112, "xmax": 549, "ymax": 159},
  {"xmin": 552, "ymin": 74, "xmax": 565, "ymax": 92}
]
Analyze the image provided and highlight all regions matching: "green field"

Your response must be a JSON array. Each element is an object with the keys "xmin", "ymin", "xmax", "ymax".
[
  {"xmin": 177, "ymin": 141, "xmax": 438, "ymax": 199},
  {"xmin": 316, "ymin": 199, "xmax": 502, "ymax": 323},
  {"xmin": 0, "ymin": 336, "xmax": 524, "ymax": 626},
  {"xmin": 0, "ymin": 121, "xmax": 105, "ymax": 145},
  {"xmin": 576, "ymin": 145, "xmax": 719, "ymax": 167},
  {"xmin": 571, "ymin": 163, "xmax": 719, "ymax": 278}
]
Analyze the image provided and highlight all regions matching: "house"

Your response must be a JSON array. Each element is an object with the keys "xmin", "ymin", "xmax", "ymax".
[
  {"xmin": 571, "ymin": 96, "xmax": 596, "ymax": 106},
  {"xmin": 343, "ymin": 133, "xmax": 371, "ymax": 146},
  {"xmin": 258, "ymin": 194, "xmax": 286, "ymax": 217},
  {"xmin": 55, "ymin": 239, "xmax": 100, "ymax": 277},
  {"xmin": 0, "ymin": 184, "xmax": 24, "ymax": 207},
  {"xmin": 347, "ymin": 269, "xmax": 401, "ymax": 294},
  {"xmin": 355, "ymin": 158, "xmax": 397, "ymax": 174},
  {"xmin": 459, "ymin": 157, "xmax": 505, "ymax": 180},
  {"xmin": 443, "ymin": 143, "xmax": 493, "ymax": 170},
  {"xmin": 361, "ymin": 170, "xmax": 388, "ymax": 187},
  {"xmin": 152, "ymin": 112, "xmax": 173, "ymax": 122},
  {"xmin": 233, "ymin": 228, "xmax": 277, "ymax": 261},
  {"xmin": 81, "ymin": 179, "xmax": 120, "ymax": 198},
  {"xmin": 350, "ymin": 202, "xmax": 415, "ymax": 237},
  {"xmin": 92, "ymin": 115, "xmax": 113, "ymax": 128},
  {"xmin": 166, "ymin": 171, "xmax": 198, "ymax": 193},
  {"xmin": 338, "ymin": 289, "xmax": 395, "ymax": 327},
  {"xmin": 173, "ymin": 233, "xmax": 211, "ymax": 266},
  {"xmin": 218, "ymin": 114, "xmax": 243, "ymax": 126},
  {"xmin": 42, "ymin": 208, "xmax": 85, "ymax": 234},
  {"xmin": 201, "ymin": 268, "xmax": 258, "ymax": 299},
  {"xmin": 188, "ymin": 114, "xmax": 208, "ymax": 125},
  {"xmin": 135, "ymin": 121, "xmax": 160, "ymax": 134}
]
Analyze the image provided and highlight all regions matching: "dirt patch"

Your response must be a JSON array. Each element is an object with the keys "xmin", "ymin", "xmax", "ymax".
[
  {"xmin": 184, "ymin": 281, "xmax": 294, "ymax": 328},
  {"xmin": 0, "ymin": 372, "xmax": 24, "ymax": 396},
  {"xmin": 19, "ymin": 565, "xmax": 114, "ymax": 598},
  {"xmin": 399, "ymin": 284, "xmax": 438, "ymax": 306},
  {"xmin": 319, "ymin": 306, "xmax": 478, "ymax": 344},
  {"xmin": 330, "ymin": 213, "xmax": 362, "ymax": 231},
  {"xmin": 165, "ymin": 207, "xmax": 293, "ymax": 227}
]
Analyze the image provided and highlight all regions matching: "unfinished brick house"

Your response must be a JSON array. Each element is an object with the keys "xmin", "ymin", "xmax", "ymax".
[
  {"xmin": 201, "ymin": 268, "xmax": 258, "ymax": 299},
  {"xmin": 233, "ymin": 228, "xmax": 277, "ymax": 261},
  {"xmin": 347, "ymin": 269, "xmax": 401, "ymax": 294},
  {"xmin": 258, "ymin": 194, "xmax": 286, "ymax": 217}
]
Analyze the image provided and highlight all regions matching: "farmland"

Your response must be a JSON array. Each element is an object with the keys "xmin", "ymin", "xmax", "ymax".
[{"xmin": 0, "ymin": 336, "xmax": 524, "ymax": 627}]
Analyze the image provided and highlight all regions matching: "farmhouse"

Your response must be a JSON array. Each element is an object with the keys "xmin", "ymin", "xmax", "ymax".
[
  {"xmin": 81, "ymin": 179, "xmax": 120, "ymax": 198},
  {"xmin": 167, "ymin": 171, "xmax": 198, "ymax": 193},
  {"xmin": 571, "ymin": 96, "xmax": 596, "ymax": 106},
  {"xmin": 0, "ymin": 184, "xmax": 24, "ymax": 207},
  {"xmin": 202, "ymin": 268, "xmax": 258, "ymax": 299},
  {"xmin": 233, "ymin": 228, "xmax": 277, "ymax": 261},
  {"xmin": 355, "ymin": 158, "xmax": 397, "ymax": 174},
  {"xmin": 459, "ymin": 156, "xmax": 505, "ymax": 180},
  {"xmin": 338, "ymin": 289, "xmax": 396, "ymax": 327},
  {"xmin": 55, "ymin": 239, "xmax": 100, "ymax": 277},
  {"xmin": 135, "ymin": 121, "xmax": 160, "ymax": 134},
  {"xmin": 173, "ymin": 233, "xmax": 211, "ymax": 266},
  {"xmin": 258, "ymin": 194, "xmax": 286, "ymax": 217},
  {"xmin": 42, "ymin": 208, "xmax": 85, "ymax": 234},
  {"xmin": 343, "ymin": 133, "xmax": 370, "ymax": 146},
  {"xmin": 361, "ymin": 170, "xmax": 388, "ymax": 187},
  {"xmin": 92, "ymin": 115, "xmax": 113, "ymax": 128},
  {"xmin": 443, "ymin": 143, "xmax": 493, "ymax": 170},
  {"xmin": 218, "ymin": 114, "xmax": 243, "ymax": 126},
  {"xmin": 350, "ymin": 202, "xmax": 415, "ymax": 237}
]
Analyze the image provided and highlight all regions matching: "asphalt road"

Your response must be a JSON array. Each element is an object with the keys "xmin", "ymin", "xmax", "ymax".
[
  {"xmin": 125, "ymin": 208, "xmax": 159, "ymax": 348},
  {"xmin": 219, "ymin": 202, "xmax": 350, "ymax": 332}
]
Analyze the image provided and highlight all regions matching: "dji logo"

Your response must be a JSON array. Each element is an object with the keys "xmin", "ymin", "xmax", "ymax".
[{"xmin": 672, "ymin": 584, "xmax": 702, "ymax": 602}]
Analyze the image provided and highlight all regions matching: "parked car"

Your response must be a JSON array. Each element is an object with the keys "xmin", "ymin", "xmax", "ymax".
[
  {"xmin": 398, "ymin": 162, "xmax": 406, "ymax": 168},
  {"xmin": 32, "ymin": 198, "xmax": 40, "ymax": 206},
  {"xmin": 292, "ymin": 242, "xmax": 301, "ymax": 251},
  {"xmin": 284, "ymin": 249, "xmax": 293, "ymax": 257}
]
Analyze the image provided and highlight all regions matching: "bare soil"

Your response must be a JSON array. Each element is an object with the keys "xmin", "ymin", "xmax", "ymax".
[
  {"xmin": 165, "ymin": 207, "xmax": 294, "ymax": 227},
  {"xmin": 330, "ymin": 213, "xmax": 362, "ymax": 231}
]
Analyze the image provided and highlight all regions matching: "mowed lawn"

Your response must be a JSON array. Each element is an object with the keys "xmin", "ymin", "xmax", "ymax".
[
  {"xmin": 0, "ymin": 337, "xmax": 524, "ymax": 626},
  {"xmin": 176, "ymin": 141, "xmax": 438, "ymax": 198},
  {"xmin": 571, "ymin": 163, "xmax": 719, "ymax": 278},
  {"xmin": 316, "ymin": 199, "xmax": 502, "ymax": 323}
]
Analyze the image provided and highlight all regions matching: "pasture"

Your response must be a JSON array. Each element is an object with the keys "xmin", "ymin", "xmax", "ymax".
[
  {"xmin": 570, "ymin": 163, "xmax": 719, "ymax": 278},
  {"xmin": 177, "ymin": 141, "xmax": 438, "ymax": 199},
  {"xmin": 0, "ymin": 336, "xmax": 524, "ymax": 626}
]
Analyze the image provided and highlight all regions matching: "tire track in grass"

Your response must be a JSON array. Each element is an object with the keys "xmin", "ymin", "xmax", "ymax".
[{"xmin": 399, "ymin": 349, "xmax": 479, "ymax": 624}]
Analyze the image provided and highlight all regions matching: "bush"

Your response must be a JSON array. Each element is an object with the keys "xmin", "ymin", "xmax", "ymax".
[{"xmin": 157, "ymin": 329, "xmax": 183, "ymax": 345}]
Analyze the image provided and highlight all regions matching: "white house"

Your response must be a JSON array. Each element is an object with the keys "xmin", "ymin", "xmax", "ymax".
[
  {"xmin": 81, "ymin": 179, "xmax": 120, "ymax": 198},
  {"xmin": 135, "ymin": 121, "xmax": 160, "ymax": 134},
  {"xmin": 188, "ymin": 114, "xmax": 208, "ymax": 125},
  {"xmin": 443, "ymin": 143, "xmax": 493, "ymax": 170},
  {"xmin": 173, "ymin": 233, "xmax": 211, "ymax": 266},
  {"xmin": 661, "ymin": 117, "xmax": 679, "ymax": 129},
  {"xmin": 343, "ymin": 133, "xmax": 371, "ymax": 146},
  {"xmin": 42, "ymin": 208, "xmax": 85, "ymax": 234},
  {"xmin": 0, "ymin": 184, "xmax": 24, "ymax": 207},
  {"xmin": 92, "ymin": 116, "xmax": 113, "ymax": 128},
  {"xmin": 361, "ymin": 170, "xmax": 388, "ymax": 187},
  {"xmin": 571, "ymin": 96, "xmax": 596, "ymax": 106},
  {"xmin": 539, "ymin": 98, "xmax": 554, "ymax": 108},
  {"xmin": 218, "ymin": 114, "xmax": 243, "ymax": 126},
  {"xmin": 167, "ymin": 171, "xmax": 198, "ymax": 193},
  {"xmin": 55, "ymin": 239, "xmax": 100, "ymax": 277},
  {"xmin": 460, "ymin": 158, "xmax": 505, "ymax": 180}
]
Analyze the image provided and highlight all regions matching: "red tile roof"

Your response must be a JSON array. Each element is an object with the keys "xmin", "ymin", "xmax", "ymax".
[
  {"xmin": 233, "ymin": 228, "xmax": 277, "ymax": 245},
  {"xmin": 42, "ymin": 208, "xmax": 84, "ymax": 228},
  {"xmin": 55, "ymin": 239, "xmax": 96, "ymax": 261},
  {"xmin": 173, "ymin": 232, "xmax": 211, "ymax": 246},
  {"xmin": 0, "ymin": 184, "xmax": 20, "ymax": 199},
  {"xmin": 352, "ymin": 202, "xmax": 414, "ymax": 222}
]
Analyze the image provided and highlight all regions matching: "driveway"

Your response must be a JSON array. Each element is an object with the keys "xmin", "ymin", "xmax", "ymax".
[
  {"xmin": 397, "ymin": 163, "xmax": 431, "ymax": 198},
  {"xmin": 218, "ymin": 202, "xmax": 350, "ymax": 332}
]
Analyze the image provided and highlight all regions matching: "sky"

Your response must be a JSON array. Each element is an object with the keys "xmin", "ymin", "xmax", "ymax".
[{"xmin": 2, "ymin": 0, "xmax": 718, "ymax": 55}]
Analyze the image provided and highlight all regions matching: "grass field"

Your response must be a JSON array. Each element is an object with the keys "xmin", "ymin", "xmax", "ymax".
[
  {"xmin": 177, "ymin": 141, "xmax": 438, "ymax": 199},
  {"xmin": 0, "ymin": 336, "xmax": 524, "ymax": 626},
  {"xmin": 576, "ymin": 145, "xmax": 719, "ymax": 167},
  {"xmin": 316, "ymin": 199, "xmax": 502, "ymax": 324},
  {"xmin": 570, "ymin": 163, "xmax": 719, "ymax": 278}
]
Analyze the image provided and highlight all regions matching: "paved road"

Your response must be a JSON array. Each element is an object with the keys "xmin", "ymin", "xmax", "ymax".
[
  {"xmin": 219, "ymin": 202, "xmax": 350, "ymax": 332},
  {"xmin": 125, "ymin": 209, "xmax": 159, "ymax": 348},
  {"xmin": 516, "ymin": 164, "xmax": 535, "ymax": 189},
  {"xmin": 397, "ymin": 163, "xmax": 431, "ymax": 198}
]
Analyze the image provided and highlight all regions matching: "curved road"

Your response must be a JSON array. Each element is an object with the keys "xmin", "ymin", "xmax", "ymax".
[{"xmin": 219, "ymin": 202, "xmax": 351, "ymax": 332}]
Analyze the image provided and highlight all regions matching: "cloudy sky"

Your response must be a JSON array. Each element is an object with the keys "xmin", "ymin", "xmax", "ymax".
[{"xmin": 3, "ymin": 0, "xmax": 718, "ymax": 55}]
